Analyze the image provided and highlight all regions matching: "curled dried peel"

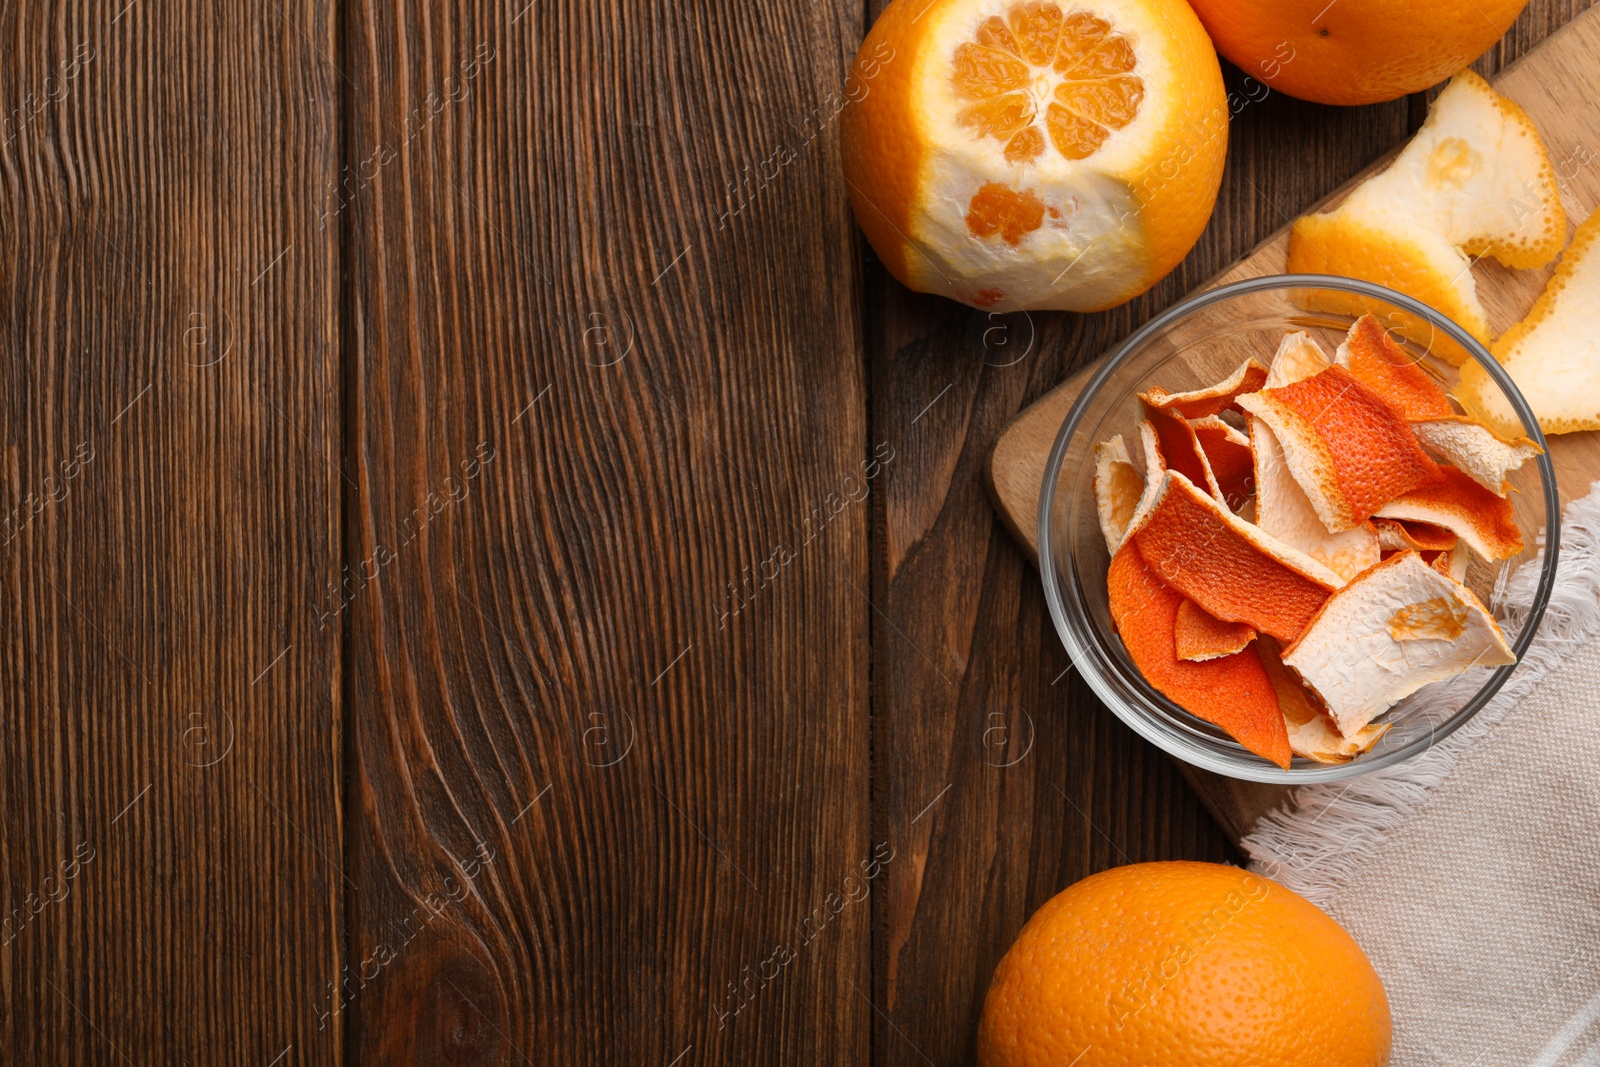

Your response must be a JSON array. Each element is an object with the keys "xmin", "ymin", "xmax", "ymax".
[
  {"xmin": 1335, "ymin": 314, "xmax": 1454, "ymax": 421},
  {"xmin": 1107, "ymin": 544, "xmax": 1291, "ymax": 768},
  {"xmin": 1257, "ymin": 636, "xmax": 1389, "ymax": 764},
  {"xmin": 1190, "ymin": 415, "xmax": 1253, "ymax": 511},
  {"xmin": 1282, "ymin": 551, "xmax": 1514, "ymax": 738},
  {"xmin": 1093, "ymin": 434, "xmax": 1144, "ymax": 554},
  {"xmin": 1174, "ymin": 599, "xmax": 1256, "ymax": 661},
  {"xmin": 1265, "ymin": 330, "xmax": 1331, "ymax": 389},
  {"xmin": 1372, "ymin": 517, "xmax": 1457, "ymax": 554},
  {"xmin": 1139, "ymin": 397, "xmax": 1230, "ymax": 508},
  {"xmin": 1458, "ymin": 206, "xmax": 1600, "ymax": 437},
  {"xmin": 1249, "ymin": 416, "xmax": 1377, "ymax": 583},
  {"xmin": 1129, "ymin": 470, "xmax": 1340, "ymax": 643},
  {"xmin": 1141, "ymin": 359, "xmax": 1268, "ymax": 420},
  {"xmin": 1411, "ymin": 417, "xmax": 1540, "ymax": 496},
  {"xmin": 1236, "ymin": 365, "xmax": 1442, "ymax": 532},
  {"xmin": 1374, "ymin": 466, "xmax": 1524, "ymax": 560}
]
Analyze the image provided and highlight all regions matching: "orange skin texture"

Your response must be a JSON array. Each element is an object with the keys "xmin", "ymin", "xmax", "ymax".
[
  {"xmin": 840, "ymin": 0, "xmax": 935, "ymax": 288},
  {"xmin": 1192, "ymin": 421, "xmax": 1255, "ymax": 511},
  {"xmin": 1173, "ymin": 599, "xmax": 1257, "ymax": 661},
  {"xmin": 1264, "ymin": 365, "xmax": 1444, "ymax": 527},
  {"xmin": 1145, "ymin": 360, "xmax": 1269, "ymax": 420},
  {"xmin": 1141, "ymin": 401, "xmax": 1215, "ymax": 498},
  {"xmin": 1185, "ymin": 0, "xmax": 1528, "ymax": 106},
  {"xmin": 1130, "ymin": 476, "xmax": 1336, "ymax": 644},
  {"xmin": 977, "ymin": 861, "xmax": 1393, "ymax": 1067},
  {"xmin": 1107, "ymin": 547, "xmax": 1290, "ymax": 766},
  {"xmin": 1381, "ymin": 465, "xmax": 1525, "ymax": 558},
  {"xmin": 1342, "ymin": 315, "xmax": 1454, "ymax": 421}
]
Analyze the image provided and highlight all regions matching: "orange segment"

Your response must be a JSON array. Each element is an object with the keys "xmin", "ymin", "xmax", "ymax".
[
  {"xmin": 965, "ymin": 182, "xmax": 1046, "ymax": 246},
  {"xmin": 1191, "ymin": 415, "xmax": 1254, "ymax": 511},
  {"xmin": 1141, "ymin": 359, "xmax": 1268, "ymax": 420},
  {"xmin": 1174, "ymin": 599, "xmax": 1257, "ymax": 661},
  {"xmin": 1336, "ymin": 314, "xmax": 1453, "ymax": 421},
  {"xmin": 1235, "ymin": 365, "xmax": 1442, "ymax": 532},
  {"xmin": 1107, "ymin": 545, "xmax": 1291, "ymax": 767},
  {"xmin": 1129, "ymin": 471, "xmax": 1341, "ymax": 643},
  {"xmin": 1374, "ymin": 465, "xmax": 1524, "ymax": 560},
  {"xmin": 957, "ymin": 93, "xmax": 1037, "ymax": 140},
  {"xmin": 1007, "ymin": 0, "xmax": 1066, "ymax": 65},
  {"xmin": 1003, "ymin": 125, "xmax": 1045, "ymax": 164},
  {"xmin": 951, "ymin": 43, "xmax": 1031, "ymax": 99}
]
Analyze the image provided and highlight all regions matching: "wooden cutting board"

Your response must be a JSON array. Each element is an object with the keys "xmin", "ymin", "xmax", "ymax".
[{"xmin": 986, "ymin": 7, "xmax": 1600, "ymax": 843}]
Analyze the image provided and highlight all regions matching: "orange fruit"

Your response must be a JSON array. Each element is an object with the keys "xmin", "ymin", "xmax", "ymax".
[
  {"xmin": 978, "ymin": 862, "xmax": 1392, "ymax": 1067},
  {"xmin": 840, "ymin": 0, "xmax": 1227, "ymax": 311},
  {"xmin": 1185, "ymin": 0, "xmax": 1528, "ymax": 106}
]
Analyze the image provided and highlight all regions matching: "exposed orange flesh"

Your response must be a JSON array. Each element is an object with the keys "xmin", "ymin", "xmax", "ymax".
[
  {"xmin": 966, "ymin": 182, "xmax": 1046, "ymax": 245},
  {"xmin": 1340, "ymin": 315, "xmax": 1454, "ymax": 421},
  {"xmin": 1238, "ymin": 364, "xmax": 1443, "ymax": 530},
  {"xmin": 951, "ymin": 4, "xmax": 1145, "ymax": 165},
  {"xmin": 1107, "ymin": 545, "xmax": 1291, "ymax": 767},
  {"xmin": 1174, "ymin": 599, "xmax": 1257, "ymax": 661},
  {"xmin": 1191, "ymin": 416, "xmax": 1254, "ymax": 511},
  {"xmin": 1374, "ymin": 465, "xmax": 1524, "ymax": 560},
  {"xmin": 1130, "ymin": 472, "xmax": 1339, "ymax": 643},
  {"xmin": 1141, "ymin": 360, "xmax": 1268, "ymax": 420}
]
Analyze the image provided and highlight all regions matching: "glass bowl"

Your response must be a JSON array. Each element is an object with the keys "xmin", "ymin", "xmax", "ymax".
[{"xmin": 1038, "ymin": 275, "xmax": 1560, "ymax": 783}]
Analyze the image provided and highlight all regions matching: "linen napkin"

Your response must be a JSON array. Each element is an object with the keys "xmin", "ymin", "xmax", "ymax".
[{"xmin": 1243, "ymin": 481, "xmax": 1600, "ymax": 1067}]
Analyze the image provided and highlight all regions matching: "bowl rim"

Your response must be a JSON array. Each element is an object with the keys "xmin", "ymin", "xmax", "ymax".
[{"xmin": 1037, "ymin": 272, "xmax": 1561, "ymax": 783}]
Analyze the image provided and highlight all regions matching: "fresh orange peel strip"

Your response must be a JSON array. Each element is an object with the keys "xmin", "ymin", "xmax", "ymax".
[
  {"xmin": 1107, "ymin": 544, "xmax": 1291, "ymax": 768},
  {"xmin": 1128, "ymin": 470, "xmax": 1341, "ymax": 643}
]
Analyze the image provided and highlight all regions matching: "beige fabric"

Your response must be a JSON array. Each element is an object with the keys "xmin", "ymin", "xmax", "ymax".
[{"xmin": 1317, "ymin": 636, "xmax": 1600, "ymax": 1064}]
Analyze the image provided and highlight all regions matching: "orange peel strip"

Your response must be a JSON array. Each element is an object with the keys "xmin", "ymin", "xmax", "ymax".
[
  {"xmin": 1139, "ymin": 395, "xmax": 1226, "ymax": 504},
  {"xmin": 1129, "ymin": 470, "xmax": 1341, "ymax": 643},
  {"xmin": 1410, "ymin": 416, "xmax": 1541, "ymax": 496},
  {"xmin": 1257, "ymin": 635, "xmax": 1390, "ymax": 764},
  {"xmin": 1249, "ymin": 414, "xmax": 1379, "ymax": 583},
  {"xmin": 1190, "ymin": 415, "xmax": 1254, "ymax": 511},
  {"xmin": 1174, "ymin": 598, "xmax": 1256, "ymax": 661},
  {"xmin": 1334, "ymin": 314, "xmax": 1454, "ymax": 421},
  {"xmin": 1374, "ymin": 466, "xmax": 1524, "ymax": 561},
  {"xmin": 1235, "ymin": 365, "xmax": 1443, "ymax": 531},
  {"xmin": 1282, "ymin": 551, "xmax": 1515, "ymax": 737},
  {"xmin": 1371, "ymin": 517, "xmax": 1457, "ymax": 554},
  {"xmin": 1093, "ymin": 434, "xmax": 1144, "ymax": 555},
  {"xmin": 1265, "ymin": 330, "xmax": 1332, "ymax": 389},
  {"xmin": 1107, "ymin": 544, "xmax": 1291, "ymax": 768},
  {"xmin": 1140, "ymin": 359, "xmax": 1268, "ymax": 420}
]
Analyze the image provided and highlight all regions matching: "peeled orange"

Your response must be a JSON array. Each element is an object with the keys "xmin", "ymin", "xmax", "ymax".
[
  {"xmin": 978, "ymin": 862, "xmax": 1392, "ymax": 1067},
  {"xmin": 1186, "ymin": 0, "xmax": 1528, "ymax": 106},
  {"xmin": 840, "ymin": 0, "xmax": 1228, "ymax": 311}
]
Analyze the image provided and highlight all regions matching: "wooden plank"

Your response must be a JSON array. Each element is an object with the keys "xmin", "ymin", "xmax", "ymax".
[
  {"xmin": 0, "ymin": 1, "xmax": 343, "ymax": 1062},
  {"xmin": 864, "ymin": 25, "xmax": 1409, "ymax": 1067},
  {"xmin": 871, "ymin": 2, "xmax": 1590, "ymax": 1063},
  {"xmin": 339, "ymin": 1, "xmax": 870, "ymax": 1062},
  {"xmin": 987, "ymin": 3, "xmax": 1600, "ymax": 843}
]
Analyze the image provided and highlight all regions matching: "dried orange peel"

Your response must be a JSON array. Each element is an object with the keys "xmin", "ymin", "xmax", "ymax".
[
  {"xmin": 1189, "ymin": 415, "xmax": 1254, "ymax": 511},
  {"xmin": 1257, "ymin": 636, "xmax": 1389, "ymax": 764},
  {"xmin": 1108, "ymin": 544, "xmax": 1291, "ymax": 767},
  {"xmin": 1127, "ymin": 470, "xmax": 1341, "ymax": 643},
  {"xmin": 1140, "ymin": 359, "xmax": 1268, "ymax": 420},
  {"xmin": 1093, "ymin": 434, "xmax": 1144, "ymax": 553},
  {"xmin": 1174, "ymin": 599, "xmax": 1256, "ymax": 661},
  {"xmin": 1282, "ymin": 551, "xmax": 1514, "ymax": 737},
  {"xmin": 1235, "ymin": 365, "xmax": 1442, "ymax": 532},
  {"xmin": 1374, "ymin": 466, "xmax": 1523, "ymax": 560}
]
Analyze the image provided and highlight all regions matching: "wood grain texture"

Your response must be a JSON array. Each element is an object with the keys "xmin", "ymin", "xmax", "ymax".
[
  {"xmin": 986, "ymin": 4, "xmax": 1600, "ymax": 857},
  {"xmin": 878, "ymin": 2, "xmax": 1590, "ymax": 1064},
  {"xmin": 339, "ymin": 0, "xmax": 870, "ymax": 1063},
  {"xmin": 0, "ymin": 0, "xmax": 343, "ymax": 1063}
]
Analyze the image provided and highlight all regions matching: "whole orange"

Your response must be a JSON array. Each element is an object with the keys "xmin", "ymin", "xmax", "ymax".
[
  {"xmin": 1185, "ymin": 0, "xmax": 1528, "ymax": 106},
  {"xmin": 977, "ymin": 861, "xmax": 1391, "ymax": 1067}
]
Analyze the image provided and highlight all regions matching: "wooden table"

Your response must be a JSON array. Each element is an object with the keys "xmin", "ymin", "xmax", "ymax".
[{"xmin": 1, "ymin": 1, "xmax": 1588, "ymax": 1063}]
